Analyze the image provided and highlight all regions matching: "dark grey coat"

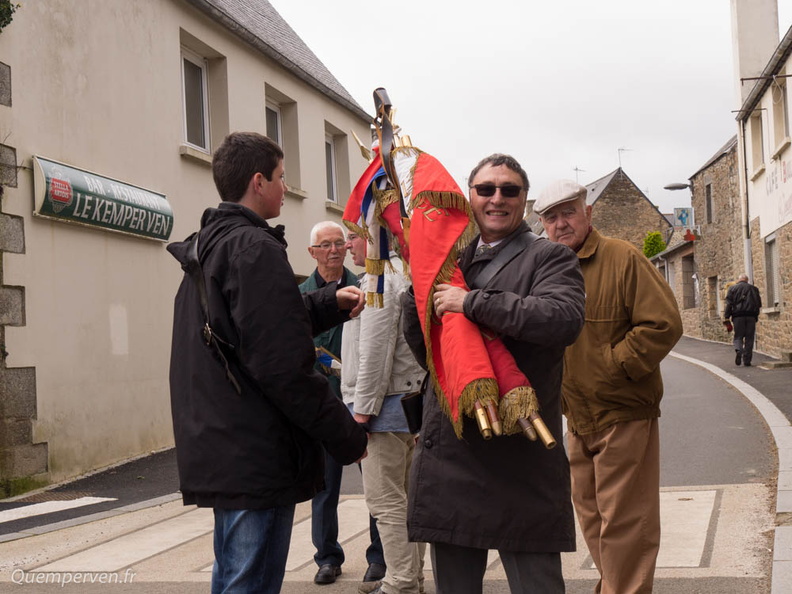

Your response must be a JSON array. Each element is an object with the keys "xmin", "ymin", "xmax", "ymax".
[{"xmin": 402, "ymin": 223, "xmax": 585, "ymax": 552}]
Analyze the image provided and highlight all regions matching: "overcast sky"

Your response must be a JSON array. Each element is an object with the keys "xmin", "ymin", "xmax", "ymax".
[{"xmin": 268, "ymin": 0, "xmax": 792, "ymax": 214}]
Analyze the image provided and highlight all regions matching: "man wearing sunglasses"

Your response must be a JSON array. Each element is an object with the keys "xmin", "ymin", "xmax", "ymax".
[
  {"xmin": 403, "ymin": 154, "xmax": 585, "ymax": 593},
  {"xmin": 300, "ymin": 221, "xmax": 386, "ymax": 587},
  {"xmin": 535, "ymin": 179, "xmax": 682, "ymax": 594}
]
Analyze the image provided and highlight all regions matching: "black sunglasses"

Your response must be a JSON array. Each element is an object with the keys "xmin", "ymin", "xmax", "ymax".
[{"xmin": 469, "ymin": 184, "xmax": 524, "ymax": 198}]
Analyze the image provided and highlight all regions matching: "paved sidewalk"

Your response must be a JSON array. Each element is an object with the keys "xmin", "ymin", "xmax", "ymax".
[
  {"xmin": 672, "ymin": 336, "xmax": 792, "ymax": 594},
  {"xmin": 0, "ymin": 335, "xmax": 789, "ymax": 593}
]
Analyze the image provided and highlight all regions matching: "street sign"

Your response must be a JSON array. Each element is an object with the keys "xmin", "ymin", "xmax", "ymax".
[{"xmin": 33, "ymin": 156, "xmax": 173, "ymax": 241}]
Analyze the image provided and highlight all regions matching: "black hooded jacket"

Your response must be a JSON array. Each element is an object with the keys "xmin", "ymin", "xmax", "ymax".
[{"xmin": 167, "ymin": 202, "xmax": 367, "ymax": 509}]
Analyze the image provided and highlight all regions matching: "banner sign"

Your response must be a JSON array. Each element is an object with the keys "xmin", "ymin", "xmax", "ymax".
[
  {"xmin": 673, "ymin": 207, "xmax": 693, "ymax": 229},
  {"xmin": 33, "ymin": 156, "xmax": 173, "ymax": 241}
]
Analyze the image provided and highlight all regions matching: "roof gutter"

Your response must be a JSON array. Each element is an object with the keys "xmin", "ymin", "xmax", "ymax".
[{"xmin": 184, "ymin": 0, "xmax": 371, "ymax": 123}]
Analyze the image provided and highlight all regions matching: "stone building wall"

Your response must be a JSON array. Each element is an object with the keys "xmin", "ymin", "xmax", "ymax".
[
  {"xmin": 657, "ymin": 243, "xmax": 698, "ymax": 332},
  {"xmin": 0, "ymin": 179, "xmax": 48, "ymax": 497},
  {"xmin": 591, "ymin": 172, "xmax": 670, "ymax": 250},
  {"xmin": 751, "ymin": 218, "xmax": 792, "ymax": 358},
  {"xmin": 687, "ymin": 142, "xmax": 744, "ymax": 345}
]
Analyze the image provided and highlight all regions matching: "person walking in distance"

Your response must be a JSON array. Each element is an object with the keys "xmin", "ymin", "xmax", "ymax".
[{"xmin": 724, "ymin": 274, "xmax": 762, "ymax": 366}]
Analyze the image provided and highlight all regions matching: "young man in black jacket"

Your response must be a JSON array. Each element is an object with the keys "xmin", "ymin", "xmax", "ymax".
[
  {"xmin": 168, "ymin": 132, "xmax": 368, "ymax": 593},
  {"xmin": 725, "ymin": 274, "xmax": 762, "ymax": 366}
]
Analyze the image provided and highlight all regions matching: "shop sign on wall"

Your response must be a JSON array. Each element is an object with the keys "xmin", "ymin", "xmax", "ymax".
[{"xmin": 33, "ymin": 156, "xmax": 173, "ymax": 241}]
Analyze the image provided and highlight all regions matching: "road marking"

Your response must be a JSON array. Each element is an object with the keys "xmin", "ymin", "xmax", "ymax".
[
  {"xmin": 5, "ymin": 488, "xmax": 722, "ymax": 575},
  {"xmin": 0, "ymin": 497, "xmax": 117, "ymax": 524},
  {"xmin": 584, "ymin": 490, "xmax": 717, "ymax": 570},
  {"xmin": 658, "ymin": 490, "xmax": 716, "ymax": 567},
  {"xmin": 285, "ymin": 498, "xmax": 371, "ymax": 571},
  {"xmin": 36, "ymin": 507, "xmax": 213, "ymax": 572}
]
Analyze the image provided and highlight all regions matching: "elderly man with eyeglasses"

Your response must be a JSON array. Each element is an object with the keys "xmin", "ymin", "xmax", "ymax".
[{"xmin": 299, "ymin": 221, "xmax": 386, "ymax": 588}]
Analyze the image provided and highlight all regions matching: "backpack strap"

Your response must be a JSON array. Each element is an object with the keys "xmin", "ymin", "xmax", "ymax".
[{"xmin": 183, "ymin": 233, "xmax": 242, "ymax": 395}]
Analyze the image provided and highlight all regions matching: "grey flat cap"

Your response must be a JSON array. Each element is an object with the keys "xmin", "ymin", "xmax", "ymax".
[{"xmin": 533, "ymin": 179, "xmax": 587, "ymax": 215}]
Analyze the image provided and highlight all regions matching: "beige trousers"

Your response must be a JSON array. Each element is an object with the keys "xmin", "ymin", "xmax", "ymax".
[
  {"xmin": 567, "ymin": 418, "xmax": 661, "ymax": 594},
  {"xmin": 361, "ymin": 432, "xmax": 425, "ymax": 594}
]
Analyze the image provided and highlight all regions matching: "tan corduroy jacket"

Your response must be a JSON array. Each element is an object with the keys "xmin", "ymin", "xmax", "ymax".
[{"xmin": 562, "ymin": 228, "xmax": 683, "ymax": 435}]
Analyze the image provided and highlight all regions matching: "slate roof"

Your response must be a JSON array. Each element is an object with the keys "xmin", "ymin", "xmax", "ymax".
[
  {"xmin": 585, "ymin": 167, "xmax": 669, "ymax": 227},
  {"xmin": 689, "ymin": 135, "xmax": 738, "ymax": 179},
  {"xmin": 184, "ymin": 0, "xmax": 370, "ymax": 122},
  {"xmin": 526, "ymin": 167, "xmax": 663, "ymax": 236},
  {"xmin": 584, "ymin": 169, "xmax": 620, "ymax": 206}
]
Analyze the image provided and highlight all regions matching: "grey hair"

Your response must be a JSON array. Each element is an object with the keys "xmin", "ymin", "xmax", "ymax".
[{"xmin": 309, "ymin": 221, "xmax": 346, "ymax": 245}]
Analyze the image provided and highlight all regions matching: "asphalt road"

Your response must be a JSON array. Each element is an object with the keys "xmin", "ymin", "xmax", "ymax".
[{"xmin": 659, "ymin": 356, "xmax": 774, "ymax": 487}]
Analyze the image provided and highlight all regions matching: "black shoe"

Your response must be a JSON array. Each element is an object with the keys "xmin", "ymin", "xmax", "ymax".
[
  {"xmin": 745, "ymin": 361, "xmax": 752, "ymax": 367},
  {"xmin": 314, "ymin": 564, "xmax": 342, "ymax": 584},
  {"xmin": 735, "ymin": 351, "xmax": 742, "ymax": 366},
  {"xmin": 363, "ymin": 562, "xmax": 386, "ymax": 582}
]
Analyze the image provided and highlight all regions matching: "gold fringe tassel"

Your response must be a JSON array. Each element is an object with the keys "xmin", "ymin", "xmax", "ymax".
[
  {"xmin": 498, "ymin": 387, "xmax": 541, "ymax": 435},
  {"xmin": 374, "ymin": 187, "xmax": 401, "ymax": 210},
  {"xmin": 366, "ymin": 292, "xmax": 384, "ymax": 308},
  {"xmin": 413, "ymin": 184, "xmax": 497, "ymax": 439},
  {"xmin": 410, "ymin": 190, "xmax": 471, "ymax": 216},
  {"xmin": 343, "ymin": 221, "xmax": 368, "ymax": 241},
  {"xmin": 366, "ymin": 258, "xmax": 387, "ymax": 276}
]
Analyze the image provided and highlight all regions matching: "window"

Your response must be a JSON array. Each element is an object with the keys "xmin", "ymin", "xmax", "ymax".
[
  {"xmin": 265, "ymin": 102, "xmax": 282, "ymax": 146},
  {"xmin": 179, "ymin": 31, "xmax": 229, "ymax": 160},
  {"xmin": 705, "ymin": 184, "xmax": 713, "ymax": 224},
  {"xmin": 772, "ymin": 76, "xmax": 790, "ymax": 155},
  {"xmin": 765, "ymin": 235, "xmax": 781, "ymax": 306},
  {"xmin": 323, "ymin": 121, "xmax": 350, "ymax": 207},
  {"xmin": 667, "ymin": 260, "xmax": 676, "ymax": 295},
  {"xmin": 707, "ymin": 276, "xmax": 719, "ymax": 317},
  {"xmin": 750, "ymin": 113, "xmax": 765, "ymax": 175},
  {"xmin": 181, "ymin": 48, "xmax": 210, "ymax": 151},
  {"xmin": 265, "ymin": 85, "xmax": 301, "ymax": 188},
  {"xmin": 325, "ymin": 134, "xmax": 338, "ymax": 202},
  {"xmin": 682, "ymin": 255, "xmax": 696, "ymax": 309}
]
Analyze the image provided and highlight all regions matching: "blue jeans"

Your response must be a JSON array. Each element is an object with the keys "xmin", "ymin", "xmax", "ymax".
[
  {"xmin": 312, "ymin": 449, "xmax": 384, "ymax": 566},
  {"xmin": 211, "ymin": 505, "xmax": 295, "ymax": 594}
]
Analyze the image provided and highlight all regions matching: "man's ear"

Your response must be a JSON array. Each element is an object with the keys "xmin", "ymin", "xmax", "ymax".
[{"xmin": 248, "ymin": 172, "xmax": 263, "ymax": 195}]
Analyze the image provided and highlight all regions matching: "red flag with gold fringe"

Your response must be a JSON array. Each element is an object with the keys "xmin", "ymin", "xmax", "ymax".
[{"xmin": 343, "ymin": 89, "xmax": 550, "ymax": 443}]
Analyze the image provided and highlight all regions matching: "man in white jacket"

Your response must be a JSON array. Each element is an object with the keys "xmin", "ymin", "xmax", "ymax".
[{"xmin": 341, "ymin": 230, "xmax": 426, "ymax": 594}]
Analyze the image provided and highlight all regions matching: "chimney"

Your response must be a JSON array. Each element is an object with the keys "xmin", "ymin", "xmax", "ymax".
[{"xmin": 731, "ymin": 0, "xmax": 780, "ymax": 108}]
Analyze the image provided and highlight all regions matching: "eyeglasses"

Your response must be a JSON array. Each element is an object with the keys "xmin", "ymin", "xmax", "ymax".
[
  {"xmin": 311, "ymin": 240, "xmax": 347, "ymax": 250},
  {"xmin": 469, "ymin": 184, "xmax": 524, "ymax": 198}
]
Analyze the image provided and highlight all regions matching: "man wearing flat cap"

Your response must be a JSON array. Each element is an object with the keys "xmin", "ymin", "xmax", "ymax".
[{"xmin": 535, "ymin": 180, "xmax": 682, "ymax": 594}]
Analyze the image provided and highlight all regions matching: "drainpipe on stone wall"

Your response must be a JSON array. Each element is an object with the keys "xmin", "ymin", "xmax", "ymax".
[
  {"xmin": 739, "ymin": 118, "xmax": 754, "ymax": 280},
  {"xmin": 658, "ymin": 256, "xmax": 669, "ymax": 283}
]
